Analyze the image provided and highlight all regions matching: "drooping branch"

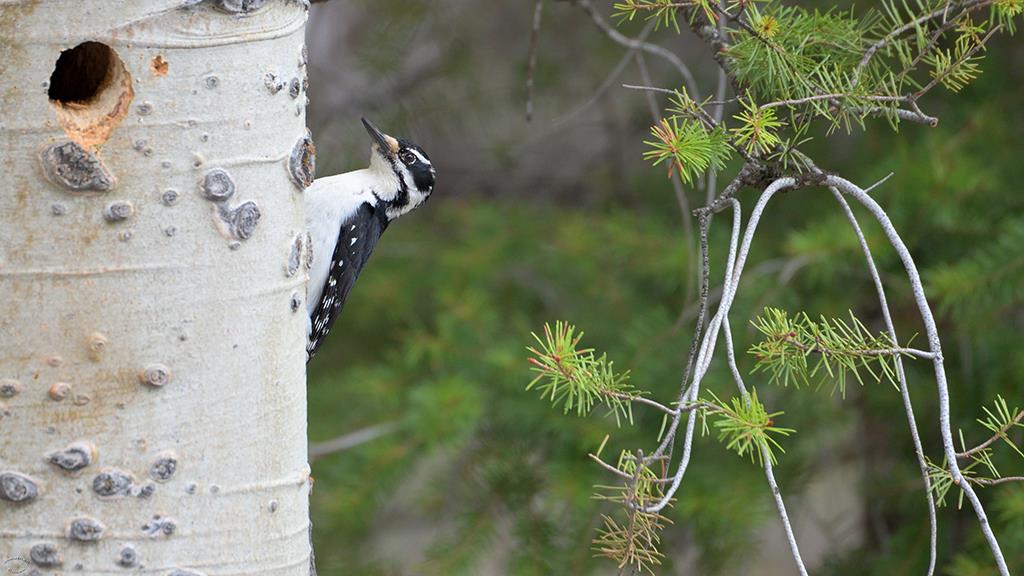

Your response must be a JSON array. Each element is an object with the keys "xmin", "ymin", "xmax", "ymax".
[{"xmin": 827, "ymin": 174, "xmax": 1010, "ymax": 576}]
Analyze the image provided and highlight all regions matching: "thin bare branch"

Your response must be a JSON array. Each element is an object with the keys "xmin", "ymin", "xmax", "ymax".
[
  {"xmin": 309, "ymin": 422, "xmax": 400, "ymax": 461},
  {"xmin": 828, "ymin": 174, "xmax": 1009, "ymax": 576},
  {"xmin": 829, "ymin": 183, "xmax": 938, "ymax": 576},
  {"xmin": 575, "ymin": 0, "xmax": 701, "ymax": 100},
  {"xmin": 525, "ymin": 0, "xmax": 545, "ymax": 122}
]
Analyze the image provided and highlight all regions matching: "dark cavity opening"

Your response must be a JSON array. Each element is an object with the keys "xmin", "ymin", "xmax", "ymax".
[{"xmin": 48, "ymin": 42, "xmax": 114, "ymax": 104}]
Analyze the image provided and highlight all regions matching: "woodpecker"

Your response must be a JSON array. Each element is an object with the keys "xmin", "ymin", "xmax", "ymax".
[{"xmin": 305, "ymin": 118, "xmax": 435, "ymax": 361}]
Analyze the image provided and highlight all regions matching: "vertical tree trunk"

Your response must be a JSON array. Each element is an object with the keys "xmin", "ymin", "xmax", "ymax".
[{"xmin": 1, "ymin": 1, "xmax": 313, "ymax": 572}]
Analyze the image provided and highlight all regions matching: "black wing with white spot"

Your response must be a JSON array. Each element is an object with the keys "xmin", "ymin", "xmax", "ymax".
[{"xmin": 307, "ymin": 202, "xmax": 386, "ymax": 361}]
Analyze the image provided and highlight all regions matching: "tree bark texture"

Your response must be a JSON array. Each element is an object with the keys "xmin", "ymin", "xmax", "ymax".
[{"xmin": 0, "ymin": 1, "xmax": 313, "ymax": 573}]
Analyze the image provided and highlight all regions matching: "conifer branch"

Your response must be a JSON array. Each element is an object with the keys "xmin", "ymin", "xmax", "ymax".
[
  {"xmin": 829, "ymin": 184, "xmax": 938, "ymax": 576},
  {"xmin": 827, "ymin": 174, "xmax": 1010, "ymax": 575},
  {"xmin": 957, "ymin": 396, "xmax": 1024, "ymax": 460},
  {"xmin": 525, "ymin": 2, "xmax": 1024, "ymax": 572}
]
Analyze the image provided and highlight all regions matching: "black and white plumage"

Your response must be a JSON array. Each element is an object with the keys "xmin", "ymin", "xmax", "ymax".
[{"xmin": 305, "ymin": 118, "xmax": 435, "ymax": 361}]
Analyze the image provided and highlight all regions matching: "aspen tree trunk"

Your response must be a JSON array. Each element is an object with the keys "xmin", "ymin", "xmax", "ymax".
[{"xmin": 0, "ymin": 1, "xmax": 315, "ymax": 573}]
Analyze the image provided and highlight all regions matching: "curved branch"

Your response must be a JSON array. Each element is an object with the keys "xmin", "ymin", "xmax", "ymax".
[
  {"xmin": 827, "ymin": 174, "xmax": 1009, "ymax": 576},
  {"xmin": 829, "ymin": 185, "xmax": 938, "ymax": 576},
  {"xmin": 575, "ymin": 0, "xmax": 701, "ymax": 100}
]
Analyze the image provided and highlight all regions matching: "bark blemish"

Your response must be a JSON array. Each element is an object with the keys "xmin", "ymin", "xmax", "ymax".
[
  {"xmin": 304, "ymin": 232, "xmax": 314, "ymax": 269},
  {"xmin": 229, "ymin": 201, "xmax": 261, "ymax": 240},
  {"xmin": 162, "ymin": 189, "xmax": 180, "ymax": 206},
  {"xmin": 288, "ymin": 130, "xmax": 316, "ymax": 189},
  {"xmin": 66, "ymin": 516, "xmax": 105, "ymax": 541},
  {"xmin": 140, "ymin": 364, "xmax": 171, "ymax": 388},
  {"xmin": 103, "ymin": 201, "xmax": 134, "ymax": 223},
  {"xmin": 290, "ymin": 291, "xmax": 302, "ymax": 313},
  {"xmin": 0, "ymin": 378, "xmax": 21, "ymax": 397},
  {"xmin": 150, "ymin": 453, "xmax": 178, "ymax": 482},
  {"xmin": 0, "ymin": 471, "xmax": 40, "ymax": 503},
  {"xmin": 29, "ymin": 542, "xmax": 62, "ymax": 567},
  {"xmin": 39, "ymin": 141, "xmax": 114, "ymax": 193},
  {"xmin": 48, "ymin": 382, "xmax": 72, "ymax": 401},
  {"xmin": 151, "ymin": 55, "xmax": 169, "ymax": 77},
  {"xmin": 142, "ymin": 514, "xmax": 177, "ymax": 537},
  {"xmin": 215, "ymin": 0, "xmax": 267, "ymax": 14},
  {"xmin": 134, "ymin": 481, "xmax": 156, "ymax": 498},
  {"xmin": 201, "ymin": 168, "xmax": 235, "ymax": 201},
  {"xmin": 264, "ymin": 72, "xmax": 285, "ymax": 94},
  {"xmin": 92, "ymin": 468, "xmax": 134, "ymax": 498},
  {"xmin": 48, "ymin": 441, "xmax": 96, "ymax": 473},
  {"xmin": 48, "ymin": 42, "xmax": 133, "ymax": 149},
  {"xmin": 117, "ymin": 545, "xmax": 139, "ymax": 567},
  {"xmin": 87, "ymin": 332, "xmax": 108, "ymax": 361},
  {"xmin": 286, "ymin": 234, "xmax": 303, "ymax": 277}
]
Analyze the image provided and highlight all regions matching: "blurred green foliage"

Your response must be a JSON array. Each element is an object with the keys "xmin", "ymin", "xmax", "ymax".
[{"xmin": 306, "ymin": 6, "xmax": 1024, "ymax": 573}]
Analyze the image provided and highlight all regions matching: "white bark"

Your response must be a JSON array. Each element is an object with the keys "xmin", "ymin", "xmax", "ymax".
[{"xmin": 1, "ymin": 1, "xmax": 313, "ymax": 573}]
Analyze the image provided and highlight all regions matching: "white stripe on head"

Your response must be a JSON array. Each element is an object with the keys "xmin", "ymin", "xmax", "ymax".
[{"xmin": 410, "ymin": 149, "xmax": 430, "ymax": 166}]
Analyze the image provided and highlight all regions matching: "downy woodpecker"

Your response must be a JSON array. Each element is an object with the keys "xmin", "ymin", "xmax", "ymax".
[{"xmin": 305, "ymin": 118, "xmax": 435, "ymax": 361}]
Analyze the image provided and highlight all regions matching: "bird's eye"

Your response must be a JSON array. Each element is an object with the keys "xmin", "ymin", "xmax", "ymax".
[{"xmin": 400, "ymin": 152, "xmax": 416, "ymax": 165}]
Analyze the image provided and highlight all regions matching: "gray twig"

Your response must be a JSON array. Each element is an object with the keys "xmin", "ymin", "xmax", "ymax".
[
  {"xmin": 827, "ymin": 174, "xmax": 1009, "ymax": 576},
  {"xmin": 308, "ymin": 422, "xmax": 399, "ymax": 461},
  {"xmin": 829, "ymin": 182, "xmax": 938, "ymax": 576},
  {"xmin": 526, "ymin": 0, "xmax": 545, "ymax": 122},
  {"xmin": 723, "ymin": 317, "xmax": 808, "ymax": 576}
]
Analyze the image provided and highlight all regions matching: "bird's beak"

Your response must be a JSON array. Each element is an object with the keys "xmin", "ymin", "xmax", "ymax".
[{"xmin": 362, "ymin": 117, "xmax": 399, "ymax": 157}]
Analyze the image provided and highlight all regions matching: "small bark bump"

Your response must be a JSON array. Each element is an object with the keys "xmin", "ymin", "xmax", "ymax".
[
  {"xmin": 287, "ymin": 234, "xmax": 303, "ymax": 277},
  {"xmin": 142, "ymin": 514, "xmax": 177, "ymax": 537},
  {"xmin": 150, "ymin": 453, "xmax": 178, "ymax": 482},
  {"xmin": 162, "ymin": 188, "xmax": 180, "ymax": 206},
  {"xmin": 48, "ymin": 382, "xmax": 72, "ymax": 401},
  {"xmin": 48, "ymin": 441, "xmax": 96, "ymax": 473},
  {"xmin": 201, "ymin": 168, "xmax": 235, "ymax": 202},
  {"xmin": 288, "ymin": 131, "xmax": 316, "ymax": 189},
  {"xmin": 29, "ymin": 542, "xmax": 63, "ymax": 567},
  {"xmin": 39, "ymin": 142, "xmax": 114, "ymax": 193},
  {"xmin": 264, "ymin": 72, "xmax": 285, "ymax": 94},
  {"xmin": 140, "ymin": 364, "xmax": 172, "ymax": 388},
  {"xmin": 0, "ymin": 471, "xmax": 40, "ymax": 503},
  {"xmin": 118, "ymin": 545, "xmax": 139, "ymax": 567},
  {"xmin": 66, "ymin": 517, "xmax": 105, "ymax": 542},
  {"xmin": 0, "ymin": 378, "xmax": 21, "ymax": 397},
  {"xmin": 104, "ymin": 201, "xmax": 134, "ymax": 223},
  {"xmin": 92, "ymin": 468, "xmax": 134, "ymax": 498},
  {"xmin": 230, "ymin": 201, "xmax": 261, "ymax": 240},
  {"xmin": 87, "ymin": 332, "xmax": 108, "ymax": 361}
]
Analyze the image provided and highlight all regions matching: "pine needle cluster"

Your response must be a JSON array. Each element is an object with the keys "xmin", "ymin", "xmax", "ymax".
[
  {"xmin": 929, "ymin": 396, "xmax": 1024, "ymax": 507},
  {"xmin": 697, "ymin": 389, "xmax": 794, "ymax": 466},
  {"xmin": 748, "ymin": 307, "xmax": 911, "ymax": 396},
  {"xmin": 527, "ymin": 321, "xmax": 642, "ymax": 425},
  {"xmin": 592, "ymin": 451, "xmax": 673, "ymax": 575},
  {"xmin": 619, "ymin": 0, "xmax": 1024, "ymax": 177}
]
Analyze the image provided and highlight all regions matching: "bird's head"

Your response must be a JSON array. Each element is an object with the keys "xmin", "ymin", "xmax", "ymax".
[{"xmin": 362, "ymin": 117, "xmax": 435, "ymax": 221}]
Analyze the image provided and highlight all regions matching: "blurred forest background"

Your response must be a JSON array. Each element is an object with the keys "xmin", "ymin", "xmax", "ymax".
[{"xmin": 303, "ymin": 1, "xmax": 1024, "ymax": 574}]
